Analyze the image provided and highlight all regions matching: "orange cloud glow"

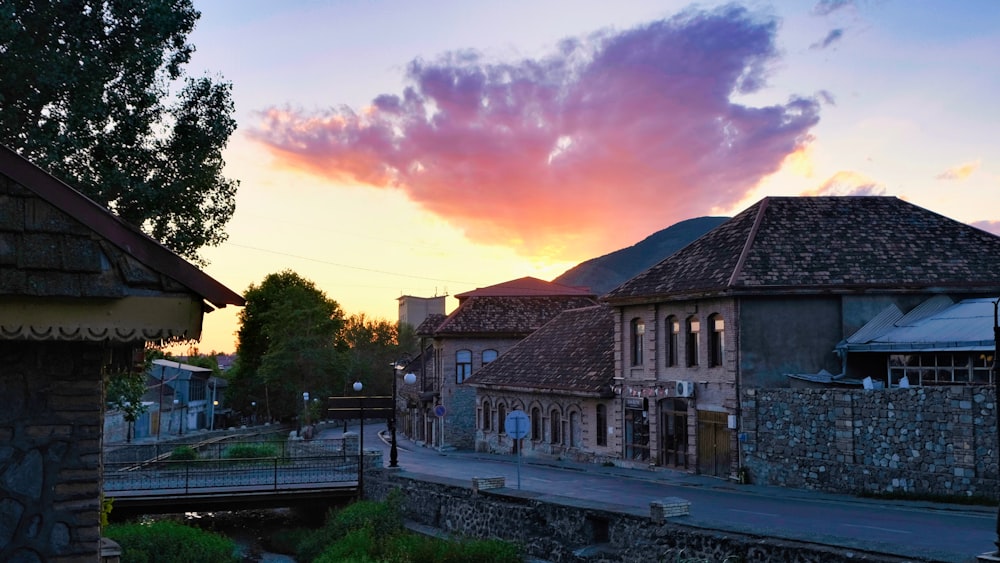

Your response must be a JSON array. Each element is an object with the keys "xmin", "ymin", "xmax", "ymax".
[
  {"xmin": 800, "ymin": 171, "xmax": 885, "ymax": 197},
  {"xmin": 936, "ymin": 160, "xmax": 981, "ymax": 181},
  {"xmin": 249, "ymin": 6, "xmax": 821, "ymax": 259}
]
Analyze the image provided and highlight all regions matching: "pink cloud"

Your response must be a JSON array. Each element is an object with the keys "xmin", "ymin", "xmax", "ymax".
[
  {"xmin": 971, "ymin": 220, "xmax": 1000, "ymax": 237},
  {"xmin": 936, "ymin": 160, "xmax": 981, "ymax": 181},
  {"xmin": 800, "ymin": 171, "xmax": 885, "ymax": 197},
  {"xmin": 250, "ymin": 6, "xmax": 820, "ymax": 259}
]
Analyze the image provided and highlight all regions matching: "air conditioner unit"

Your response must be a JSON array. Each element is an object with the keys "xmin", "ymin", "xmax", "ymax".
[{"xmin": 675, "ymin": 380, "xmax": 695, "ymax": 398}]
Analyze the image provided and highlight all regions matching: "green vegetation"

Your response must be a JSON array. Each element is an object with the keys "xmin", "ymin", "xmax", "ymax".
[
  {"xmin": 223, "ymin": 443, "xmax": 279, "ymax": 459},
  {"xmin": 282, "ymin": 493, "xmax": 521, "ymax": 563},
  {"xmin": 169, "ymin": 446, "xmax": 198, "ymax": 461},
  {"xmin": 104, "ymin": 520, "xmax": 238, "ymax": 563}
]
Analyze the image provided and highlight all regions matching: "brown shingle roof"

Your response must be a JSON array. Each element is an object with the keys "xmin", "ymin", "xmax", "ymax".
[
  {"xmin": 434, "ymin": 295, "xmax": 598, "ymax": 336},
  {"xmin": 455, "ymin": 276, "xmax": 593, "ymax": 300},
  {"xmin": 415, "ymin": 313, "xmax": 447, "ymax": 337},
  {"xmin": 605, "ymin": 196, "xmax": 1000, "ymax": 303},
  {"xmin": 465, "ymin": 305, "xmax": 614, "ymax": 396}
]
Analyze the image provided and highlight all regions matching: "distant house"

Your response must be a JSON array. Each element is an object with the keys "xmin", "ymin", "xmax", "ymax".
[
  {"xmin": 148, "ymin": 358, "xmax": 227, "ymax": 435},
  {"xmin": 402, "ymin": 277, "xmax": 597, "ymax": 449},
  {"xmin": 466, "ymin": 305, "xmax": 617, "ymax": 462},
  {"xmin": 0, "ymin": 145, "xmax": 243, "ymax": 560},
  {"xmin": 603, "ymin": 196, "xmax": 1000, "ymax": 478}
]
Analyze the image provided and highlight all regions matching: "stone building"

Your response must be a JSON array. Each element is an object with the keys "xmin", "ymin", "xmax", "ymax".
[
  {"xmin": 603, "ymin": 196, "xmax": 1000, "ymax": 479},
  {"xmin": 0, "ymin": 146, "xmax": 243, "ymax": 561},
  {"xmin": 466, "ymin": 305, "xmax": 617, "ymax": 462},
  {"xmin": 401, "ymin": 277, "xmax": 596, "ymax": 450}
]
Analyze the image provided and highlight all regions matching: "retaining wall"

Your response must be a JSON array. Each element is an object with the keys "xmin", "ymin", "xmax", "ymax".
[
  {"xmin": 366, "ymin": 469, "xmax": 923, "ymax": 563},
  {"xmin": 742, "ymin": 386, "xmax": 998, "ymax": 498}
]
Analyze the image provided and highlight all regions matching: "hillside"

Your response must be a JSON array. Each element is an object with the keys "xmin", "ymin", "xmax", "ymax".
[{"xmin": 553, "ymin": 216, "xmax": 728, "ymax": 295}]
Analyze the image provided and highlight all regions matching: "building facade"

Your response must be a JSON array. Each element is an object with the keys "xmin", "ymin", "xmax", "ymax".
[{"xmin": 604, "ymin": 196, "xmax": 1000, "ymax": 479}]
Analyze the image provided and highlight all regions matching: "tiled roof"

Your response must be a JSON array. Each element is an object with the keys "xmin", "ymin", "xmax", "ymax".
[
  {"xmin": 433, "ymin": 295, "xmax": 598, "ymax": 336},
  {"xmin": 415, "ymin": 313, "xmax": 447, "ymax": 337},
  {"xmin": 465, "ymin": 305, "xmax": 614, "ymax": 396},
  {"xmin": 606, "ymin": 196, "xmax": 1000, "ymax": 303},
  {"xmin": 455, "ymin": 276, "xmax": 593, "ymax": 300}
]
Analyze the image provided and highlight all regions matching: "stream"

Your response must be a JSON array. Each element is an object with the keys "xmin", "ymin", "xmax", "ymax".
[{"xmin": 181, "ymin": 508, "xmax": 316, "ymax": 563}]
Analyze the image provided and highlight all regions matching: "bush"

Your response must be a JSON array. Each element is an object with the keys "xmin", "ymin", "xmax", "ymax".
[
  {"xmin": 223, "ymin": 443, "xmax": 279, "ymax": 459},
  {"xmin": 296, "ymin": 496, "xmax": 404, "ymax": 562},
  {"xmin": 169, "ymin": 446, "xmax": 198, "ymax": 461},
  {"xmin": 104, "ymin": 520, "xmax": 238, "ymax": 563}
]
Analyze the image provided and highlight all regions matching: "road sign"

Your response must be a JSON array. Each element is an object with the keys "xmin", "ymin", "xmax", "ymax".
[
  {"xmin": 326, "ymin": 396, "xmax": 394, "ymax": 420},
  {"xmin": 505, "ymin": 410, "xmax": 529, "ymax": 439},
  {"xmin": 433, "ymin": 404, "xmax": 447, "ymax": 417}
]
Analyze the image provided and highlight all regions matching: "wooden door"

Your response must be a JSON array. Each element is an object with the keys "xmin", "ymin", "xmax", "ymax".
[{"xmin": 696, "ymin": 410, "xmax": 731, "ymax": 477}]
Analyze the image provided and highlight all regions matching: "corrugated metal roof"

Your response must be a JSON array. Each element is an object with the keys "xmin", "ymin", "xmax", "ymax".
[{"xmin": 838, "ymin": 297, "xmax": 997, "ymax": 352}]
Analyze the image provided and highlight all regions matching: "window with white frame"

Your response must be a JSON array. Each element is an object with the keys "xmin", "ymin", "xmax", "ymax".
[{"xmin": 887, "ymin": 352, "xmax": 994, "ymax": 386}]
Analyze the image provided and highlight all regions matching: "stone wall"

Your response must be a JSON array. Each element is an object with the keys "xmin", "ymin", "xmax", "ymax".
[
  {"xmin": 0, "ymin": 341, "xmax": 106, "ymax": 562},
  {"xmin": 366, "ymin": 469, "xmax": 919, "ymax": 563},
  {"xmin": 742, "ymin": 386, "xmax": 998, "ymax": 498}
]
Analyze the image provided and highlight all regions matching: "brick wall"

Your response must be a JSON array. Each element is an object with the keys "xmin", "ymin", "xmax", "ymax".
[
  {"xmin": 742, "ymin": 386, "xmax": 998, "ymax": 498},
  {"xmin": 0, "ymin": 341, "xmax": 106, "ymax": 561}
]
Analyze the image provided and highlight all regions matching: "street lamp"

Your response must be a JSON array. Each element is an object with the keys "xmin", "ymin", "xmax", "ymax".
[
  {"xmin": 353, "ymin": 381, "xmax": 364, "ymax": 496},
  {"xmin": 301, "ymin": 391, "xmax": 310, "ymax": 437},
  {"xmin": 389, "ymin": 356, "xmax": 417, "ymax": 469}
]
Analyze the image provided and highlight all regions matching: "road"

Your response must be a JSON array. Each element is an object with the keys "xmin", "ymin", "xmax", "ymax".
[{"xmin": 321, "ymin": 420, "xmax": 996, "ymax": 563}]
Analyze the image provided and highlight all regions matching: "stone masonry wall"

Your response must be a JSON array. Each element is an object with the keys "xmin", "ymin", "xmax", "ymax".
[
  {"xmin": 742, "ymin": 386, "xmax": 998, "ymax": 498},
  {"xmin": 367, "ymin": 469, "xmax": 920, "ymax": 563},
  {"xmin": 0, "ymin": 341, "xmax": 106, "ymax": 562}
]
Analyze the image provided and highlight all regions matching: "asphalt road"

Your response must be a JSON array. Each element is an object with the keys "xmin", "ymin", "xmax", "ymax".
[{"xmin": 321, "ymin": 420, "xmax": 997, "ymax": 563}]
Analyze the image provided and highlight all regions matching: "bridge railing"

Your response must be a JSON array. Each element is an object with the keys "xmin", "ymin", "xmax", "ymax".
[
  {"xmin": 103, "ymin": 437, "xmax": 348, "ymax": 466},
  {"xmin": 103, "ymin": 453, "xmax": 359, "ymax": 493}
]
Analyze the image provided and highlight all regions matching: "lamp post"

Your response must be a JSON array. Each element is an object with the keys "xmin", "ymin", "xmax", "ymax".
[
  {"xmin": 993, "ymin": 299, "xmax": 1000, "ymax": 555},
  {"xmin": 390, "ymin": 357, "xmax": 417, "ymax": 468},
  {"xmin": 301, "ymin": 391, "xmax": 310, "ymax": 437},
  {"xmin": 353, "ymin": 380, "xmax": 364, "ymax": 496}
]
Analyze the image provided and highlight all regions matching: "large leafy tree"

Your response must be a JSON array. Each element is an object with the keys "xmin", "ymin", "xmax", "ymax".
[
  {"xmin": 0, "ymin": 0, "xmax": 237, "ymax": 262},
  {"xmin": 229, "ymin": 271, "xmax": 348, "ymax": 421},
  {"xmin": 342, "ymin": 313, "xmax": 415, "ymax": 396}
]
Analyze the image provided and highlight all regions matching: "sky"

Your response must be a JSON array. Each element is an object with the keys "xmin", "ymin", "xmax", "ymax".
[{"xmin": 171, "ymin": 0, "xmax": 1000, "ymax": 354}]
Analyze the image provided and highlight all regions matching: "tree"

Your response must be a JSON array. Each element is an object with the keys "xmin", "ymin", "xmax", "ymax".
[
  {"xmin": 0, "ymin": 0, "xmax": 238, "ymax": 263},
  {"xmin": 106, "ymin": 370, "xmax": 148, "ymax": 443},
  {"xmin": 342, "ymin": 313, "xmax": 418, "ymax": 396},
  {"xmin": 229, "ymin": 271, "xmax": 348, "ymax": 421}
]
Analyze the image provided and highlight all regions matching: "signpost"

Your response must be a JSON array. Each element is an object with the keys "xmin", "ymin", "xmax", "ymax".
[{"xmin": 504, "ymin": 410, "xmax": 529, "ymax": 489}]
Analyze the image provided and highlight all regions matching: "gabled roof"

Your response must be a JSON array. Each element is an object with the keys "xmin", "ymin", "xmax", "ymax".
[
  {"xmin": 465, "ymin": 305, "xmax": 614, "ymax": 397},
  {"xmin": 837, "ymin": 296, "xmax": 998, "ymax": 353},
  {"xmin": 415, "ymin": 313, "xmax": 447, "ymax": 337},
  {"xmin": 433, "ymin": 295, "xmax": 598, "ymax": 337},
  {"xmin": 605, "ymin": 196, "xmax": 1000, "ymax": 304},
  {"xmin": 455, "ymin": 276, "xmax": 593, "ymax": 300},
  {"xmin": 0, "ymin": 145, "xmax": 243, "ymax": 309}
]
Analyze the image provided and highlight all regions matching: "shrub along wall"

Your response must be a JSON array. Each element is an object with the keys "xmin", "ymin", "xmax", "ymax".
[
  {"xmin": 366, "ymin": 470, "xmax": 920, "ymax": 563},
  {"xmin": 741, "ymin": 386, "xmax": 998, "ymax": 498}
]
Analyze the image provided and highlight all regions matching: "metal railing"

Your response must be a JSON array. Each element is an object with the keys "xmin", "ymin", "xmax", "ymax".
[{"xmin": 103, "ymin": 438, "xmax": 360, "ymax": 495}]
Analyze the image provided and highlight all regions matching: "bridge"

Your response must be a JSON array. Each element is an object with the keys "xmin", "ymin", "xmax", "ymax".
[{"xmin": 102, "ymin": 436, "xmax": 365, "ymax": 516}]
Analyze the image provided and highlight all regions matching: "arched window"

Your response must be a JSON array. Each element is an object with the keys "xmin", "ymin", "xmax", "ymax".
[
  {"xmin": 482, "ymin": 349, "xmax": 498, "ymax": 364},
  {"xmin": 596, "ymin": 404, "xmax": 607, "ymax": 446},
  {"xmin": 497, "ymin": 403, "xmax": 507, "ymax": 434},
  {"xmin": 630, "ymin": 317, "xmax": 645, "ymax": 366},
  {"xmin": 481, "ymin": 399, "xmax": 491, "ymax": 431},
  {"xmin": 456, "ymin": 349, "xmax": 472, "ymax": 383},
  {"xmin": 550, "ymin": 409, "xmax": 562, "ymax": 444},
  {"xmin": 665, "ymin": 316, "xmax": 679, "ymax": 367},
  {"xmin": 531, "ymin": 407, "xmax": 541, "ymax": 441},
  {"xmin": 709, "ymin": 314, "xmax": 725, "ymax": 367},
  {"xmin": 686, "ymin": 316, "xmax": 700, "ymax": 367}
]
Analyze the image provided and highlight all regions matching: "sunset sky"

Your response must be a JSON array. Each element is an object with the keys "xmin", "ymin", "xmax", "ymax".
[{"xmin": 174, "ymin": 0, "xmax": 1000, "ymax": 354}]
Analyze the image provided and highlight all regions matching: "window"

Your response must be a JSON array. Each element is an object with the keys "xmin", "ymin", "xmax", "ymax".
[
  {"xmin": 665, "ymin": 316, "xmax": 679, "ymax": 367},
  {"xmin": 498, "ymin": 403, "xmax": 507, "ymax": 434},
  {"xmin": 709, "ymin": 314, "xmax": 724, "ymax": 367},
  {"xmin": 189, "ymin": 378, "xmax": 206, "ymax": 402},
  {"xmin": 481, "ymin": 400, "xmax": 491, "ymax": 431},
  {"xmin": 531, "ymin": 407, "xmax": 541, "ymax": 441},
  {"xmin": 456, "ymin": 349, "xmax": 472, "ymax": 383},
  {"xmin": 482, "ymin": 349, "xmax": 498, "ymax": 364},
  {"xmin": 887, "ymin": 352, "xmax": 994, "ymax": 386},
  {"xmin": 686, "ymin": 316, "xmax": 700, "ymax": 367},
  {"xmin": 630, "ymin": 318, "xmax": 645, "ymax": 366},
  {"xmin": 596, "ymin": 404, "xmax": 607, "ymax": 446},
  {"xmin": 550, "ymin": 409, "xmax": 561, "ymax": 444}
]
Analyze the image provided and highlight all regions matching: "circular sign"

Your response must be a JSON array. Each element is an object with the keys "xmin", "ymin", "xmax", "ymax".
[
  {"xmin": 433, "ymin": 404, "xmax": 447, "ymax": 417},
  {"xmin": 504, "ymin": 410, "xmax": 529, "ymax": 439}
]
